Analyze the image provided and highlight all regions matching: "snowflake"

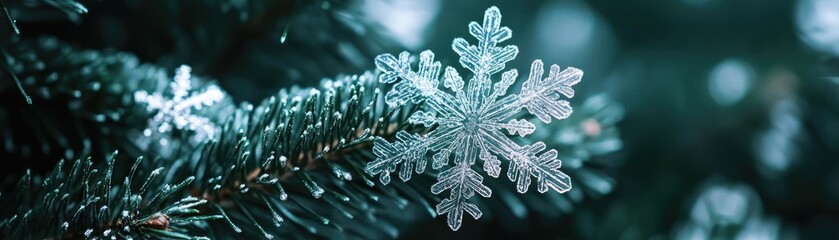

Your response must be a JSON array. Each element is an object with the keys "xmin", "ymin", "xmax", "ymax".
[
  {"xmin": 365, "ymin": 6, "xmax": 583, "ymax": 230},
  {"xmin": 134, "ymin": 65, "xmax": 224, "ymax": 144}
]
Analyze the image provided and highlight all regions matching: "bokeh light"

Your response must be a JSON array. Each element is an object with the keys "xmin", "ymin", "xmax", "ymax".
[
  {"xmin": 363, "ymin": 0, "xmax": 441, "ymax": 49},
  {"xmin": 707, "ymin": 59, "xmax": 753, "ymax": 106},
  {"xmin": 796, "ymin": 0, "xmax": 839, "ymax": 56}
]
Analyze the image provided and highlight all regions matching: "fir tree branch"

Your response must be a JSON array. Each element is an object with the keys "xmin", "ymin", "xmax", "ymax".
[
  {"xmin": 168, "ymin": 72, "xmax": 435, "ymax": 238},
  {"xmin": 0, "ymin": 151, "xmax": 219, "ymax": 239},
  {"xmin": 0, "ymin": 37, "xmax": 234, "ymax": 177},
  {"xmin": 1, "ymin": 37, "xmax": 434, "ymax": 238}
]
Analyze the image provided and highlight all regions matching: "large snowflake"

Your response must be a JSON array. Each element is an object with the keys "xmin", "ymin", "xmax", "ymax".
[{"xmin": 365, "ymin": 6, "xmax": 583, "ymax": 230}]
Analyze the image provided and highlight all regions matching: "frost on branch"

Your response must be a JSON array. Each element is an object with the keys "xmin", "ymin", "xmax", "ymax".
[
  {"xmin": 365, "ymin": 6, "xmax": 583, "ymax": 230},
  {"xmin": 134, "ymin": 65, "xmax": 224, "ymax": 145}
]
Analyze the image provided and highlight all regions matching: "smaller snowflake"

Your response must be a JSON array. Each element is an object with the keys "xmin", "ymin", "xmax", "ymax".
[{"xmin": 134, "ymin": 65, "xmax": 224, "ymax": 145}]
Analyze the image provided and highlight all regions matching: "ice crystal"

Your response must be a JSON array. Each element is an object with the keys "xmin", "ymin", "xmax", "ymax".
[
  {"xmin": 134, "ymin": 65, "xmax": 224, "ymax": 143},
  {"xmin": 365, "ymin": 6, "xmax": 583, "ymax": 230}
]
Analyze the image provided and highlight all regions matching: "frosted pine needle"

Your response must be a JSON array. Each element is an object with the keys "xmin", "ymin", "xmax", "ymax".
[{"xmin": 365, "ymin": 6, "xmax": 583, "ymax": 231}]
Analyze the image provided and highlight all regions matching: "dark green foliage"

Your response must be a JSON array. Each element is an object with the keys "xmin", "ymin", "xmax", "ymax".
[
  {"xmin": 172, "ymin": 72, "xmax": 430, "ymax": 238},
  {"xmin": 0, "ymin": 38, "xmax": 233, "ymax": 176},
  {"xmin": 0, "ymin": 38, "xmax": 434, "ymax": 238},
  {"xmin": 0, "ymin": 151, "xmax": 219, "ymax": 239},
  {"xmin": 0, "ymin": 38, "xmax": 421, "ymax": 238},
  {"xmin": 0, "ymin": 37, "xmax": 440, "ymax": 238},
  {"xmin": 6, "ymin": 0, "xmax": 393, "ymax": 102}
]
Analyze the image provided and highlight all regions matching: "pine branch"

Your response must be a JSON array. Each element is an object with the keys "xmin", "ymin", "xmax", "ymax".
[
  {"xmin": 0, "ymin": 37, "xmax": 234, "ymax": 178},
  {"xmin": 165, "ymin": 72, "xmax": 437, "ymax": 238},
  {"xmin": 0, "ymin": 151, "xmax": 219, "ymax": 239},
  {"xmin": 0, "ymin": 37, "xmax": 433, "ymax": 238}
]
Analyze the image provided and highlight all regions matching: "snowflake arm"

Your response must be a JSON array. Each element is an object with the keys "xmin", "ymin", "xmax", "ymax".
[
  {"xmin": 431, "ymin": 162, "xmax": 491, "ymax": 231},
  {"xmin": 518, "ymin": 60, "xmax": 583, "ymax": 123},
  {"xmin": 482, "ymin": 60, "xmax": 583, "ymax": 124},
  {"xmin": 507, "ymin": 141, "xmax": 571, "ymax": 194},
  {"xmin": 134, "ymin": 65, "xmax": 224, "ymax": 143},
  {"xmin": 453, "ymin": 7, "xmax": 517, "ymax": 77},
  {"xmin": 365, "ymin": 132, "xmax": 430, "ymax": 184},
  {"xmin": 374, "ymin": 51, "xmax": 441, "ymax": 105},
  {"xmin": 408, "ymin": 110, "xmax": 437, "ymax": 127},
  {"xmin": 366, "ymin": 127, "xmax": 463, "ymax": 183},
  {"xmin": 481, "ymin": 129, "xmax": 571, "ymax": 193},
  {"xmin": 375, "ymin": 52, "xmax": 466, "ymax": 121}
]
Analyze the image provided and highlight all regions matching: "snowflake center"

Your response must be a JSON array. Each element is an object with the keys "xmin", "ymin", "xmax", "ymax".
[{"xmin": 463, "ymin": 113, "xmax": 482, "ymax": 133}]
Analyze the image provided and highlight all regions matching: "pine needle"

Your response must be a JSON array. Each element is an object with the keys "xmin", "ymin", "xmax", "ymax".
[
  {"xmin": 0, "ymin": 48, "xmax": 31, "ymax": 104},
  {"xmin": 0, "ymin": 0, "xmax": 19, "ymax": 35}
]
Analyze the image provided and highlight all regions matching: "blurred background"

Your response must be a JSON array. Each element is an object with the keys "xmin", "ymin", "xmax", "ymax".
[
  {"xmin": 398, "ymin": 0, "xmax": 838, "ymax": 239},
  {"xmin": 2, "ymin": 0, "xmax": 838, "ymax": 239}
]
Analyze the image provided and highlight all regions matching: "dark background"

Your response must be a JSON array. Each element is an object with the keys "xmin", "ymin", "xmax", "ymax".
[{"xmin": 3, "ymin": 0, "xmax": 838, "ymax": 239}]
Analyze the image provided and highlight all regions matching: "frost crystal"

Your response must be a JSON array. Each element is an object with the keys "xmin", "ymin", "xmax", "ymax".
[
  {"xmin": 365, "ymin": 6, "xmax": 583, "ymax": 230},
  {"xmin": 134, "ymin": 65, "xmax": 224, "ymax": 143}
]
